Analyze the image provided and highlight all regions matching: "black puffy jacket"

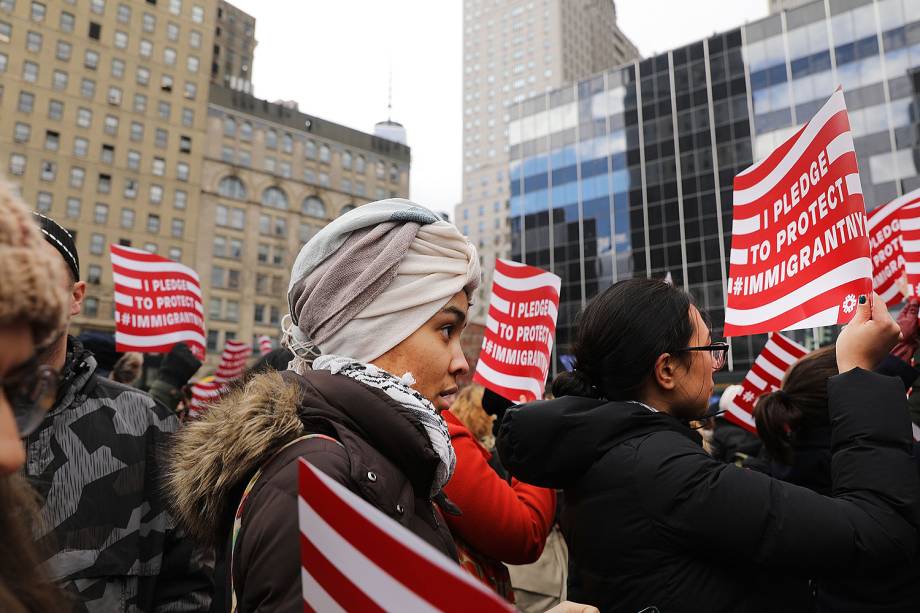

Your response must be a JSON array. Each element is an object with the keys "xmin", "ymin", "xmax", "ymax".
[{"xmin": 497, "ymin": 369, "xmax": 920, "ymax": 613}]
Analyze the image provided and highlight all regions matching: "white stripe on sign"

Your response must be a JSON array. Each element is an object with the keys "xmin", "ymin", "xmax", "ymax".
[
  {"xmin": 782, "ymin": 305, "xmax": 840, "ymax": 330},
  {"xmin": 825, "ymin": 131, "xmax": 854, "ymax": 164},
  {"xmin": 300, "ymin": 568, "xmax": 346, "ymax": 613},
  {"xmin": 485, "ymin": 316, "xmax": 499, "ymax": 333},
  {"xmin": 297, "ymin": 498, "xmax": 439, "ymax": 612},
  {"xmin": 879, "ymin": 283, "xmax": 902, "ymax": 303},
  {"xmin": 901, "ymin": 239, "xmax": 920, "ymax": 251},
  {"xmin": 115, "ymin": 329, "xmax": 207, "ymax": 346},
  {"xmin": 734, "ymin": 90, "xmax": 846, "ymax": 204},
  {"xmin": 113, "ymin": 272, "xmax": 142, "ymax": 289},
  {"xmin": 731, "ymin": 215, "xmax": 760, "ymax": 236},
  {"xmin": 474, "ymin": 359, "xmax": 543, "ymax": 400},
  {"xmin": 114, "ymin": 292, "xmax": 134, "ymax": 307},
  {"xmin": 491, "ymin": 294, "xmax": 511, "ymax": 314},
  {"xmin": 867, "ymin": 187, "xmax": 920, "ymax": 230},
  {"xmin": 725, "ymin": 258, "xmax": 869, "ymax": 325},
  {"xmin": 493, "ymin": 269, "xmax": 562, "ymax": 294},
  {"xmin": 726, "ymin": 402, "xmax": 756, "ymax": 427},
  {"xmin": 904, "ymin": 261, "xmax": 920, "ymax": 274},
  {"xmin": 747, "ymin": 371, "xmax": 767, "ymax": 391},
  {"xmin": 763, "ymin": 341, "xmax": 798, "ymax": 366},
  {"xmin": 753, "ymin": 355, "xmax": 785, "ymax": 381},
  {"xmin": 729, "ymin": 248, "xmax": 748, "ymax": 265},
  {"xmin": 900, "ymin": 217, "xmax": 920, "ymax": 232},
  {"xmin": 111, "ymin": 252, "xmax": 201, "ymax": 281},
  {"xmin": 844, "ymin": 173, "xmax": 862, "ymax": 197}
]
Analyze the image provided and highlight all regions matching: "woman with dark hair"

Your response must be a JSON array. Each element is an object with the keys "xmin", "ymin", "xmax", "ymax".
[
  {"xmin": 498, "ymin": 278, "xmax": 920, "ymax": 612},
  {"xmin": 0, "ymin": 181, "xmax": 69, "ymax": 611},
  {"xmin": 754, "ymin": 344, "xmax": 920, "ymax": 611}
]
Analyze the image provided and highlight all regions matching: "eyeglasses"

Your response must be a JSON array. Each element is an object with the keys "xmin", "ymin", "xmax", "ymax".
[
  {"xmin": 675, "ymin": 341, "xmax": 729, "ymax": 371},
  {"xmin": 1, "ymin": 354, "xmax": 60, "ymax": 438}
]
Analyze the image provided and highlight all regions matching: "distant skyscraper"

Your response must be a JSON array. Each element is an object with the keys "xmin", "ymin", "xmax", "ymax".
[
  {"xmin": 211, "ymin": 0, "xmax": 256, "ymax": 92},
  {"xmin": 457, "ymin": 0, "xmax": 639, "ymax": 323}
]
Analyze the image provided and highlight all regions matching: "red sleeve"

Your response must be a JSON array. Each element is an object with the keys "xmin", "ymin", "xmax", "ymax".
[{"xmin": 441, "ymin": 412, "xmax": 556, "ymax": 565}]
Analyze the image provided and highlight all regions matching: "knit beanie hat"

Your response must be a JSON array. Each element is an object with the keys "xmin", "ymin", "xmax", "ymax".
[
  {"xmin": 285, "ymin": 198, "xmax": 480, "ymax": 367},
  {"xmin": 0, "ymin": 182, "xmax": 68, "ymax": 345},
  {"xmin": 34, "ymin": 212, "xmax": 79, "ymax": 281}
]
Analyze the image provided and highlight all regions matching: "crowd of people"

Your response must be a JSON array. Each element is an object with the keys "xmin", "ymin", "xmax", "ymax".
[{"xmin": 2, "ymin": 179, "xmax": 920, "ymax": 612}]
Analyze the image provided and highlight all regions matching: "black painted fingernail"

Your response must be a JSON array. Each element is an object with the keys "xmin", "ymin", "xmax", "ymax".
[{"xmin": 858, "ymin": 295, "xmax": 867, "ymax": 304}]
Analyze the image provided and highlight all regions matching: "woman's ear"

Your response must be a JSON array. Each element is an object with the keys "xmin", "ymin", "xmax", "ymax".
[{"xmin": 653, "ymin": 353, "xmax": 678, "ymax": 390}]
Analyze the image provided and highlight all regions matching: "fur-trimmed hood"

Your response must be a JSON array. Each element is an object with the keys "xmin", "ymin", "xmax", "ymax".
[
  {"xmin": 165, "ymin": 371, "xmax": 305, "ymax": 548},
  {"xmin": 165, "ymin": 369, "xmax": 443, "ymax": 550}
]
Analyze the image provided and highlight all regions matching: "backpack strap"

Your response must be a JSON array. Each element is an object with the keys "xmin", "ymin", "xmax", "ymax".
[{"xmin": 229, "ymin": 433, "xmax": 343, "ymax": 613}]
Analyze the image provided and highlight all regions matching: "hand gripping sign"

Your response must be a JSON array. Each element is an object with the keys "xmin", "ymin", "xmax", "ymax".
[
  {"xmin": 298, "ymin": 459, "xmax": 513, "ymax": 612},
  {"xmin": 867, "ymin": 189, "xmax": 920, "ymax": 306},
  {"xmin": 110, "ymin": 244, "xmax": 206, "ymax": 359},
  {"xmin": 473, "ymin": 259, "xmax": 561, "ymax": 402},
  {"xmin": 725, "ymin": 89, "xmax": 871, "ymax": 336}
]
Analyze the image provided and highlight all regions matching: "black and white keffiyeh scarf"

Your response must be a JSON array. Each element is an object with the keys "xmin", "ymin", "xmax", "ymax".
[{"xmin": 311, "ymin": 354, "xmax": 456, "ymax": 496}]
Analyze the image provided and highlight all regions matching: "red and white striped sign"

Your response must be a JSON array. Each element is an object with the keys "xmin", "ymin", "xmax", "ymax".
[
  {"xmin": 724, "ymin": 332, "xmax": 809, "ymax": 433},
  {"xmin": 257, "ymin": 335, "xmax": 273, "ymax": 356},
  {"xmin": 898, "ymin": 199, "xmax": 920, "ymax": 298},
  {"xmin": 473, "ymin": 259, "xmax": 561, "ymax": 402},
  {"xmin": 110, "ymin": 244, "xmax": 206, "ymax": 360},
  {"xmin": 298, "ymin": 459, "xmax": 512, "ymax": 612},
  {"xmin": 867, "ymin": 189, "xmax": 920, "ymax": 306},
  {"xmin": 725, "ymin": 89, "xmax": 871, "ymax": 336},
  {"xmin": 188, "ymin": 339, "xmax": 252, "ymax": 416}
]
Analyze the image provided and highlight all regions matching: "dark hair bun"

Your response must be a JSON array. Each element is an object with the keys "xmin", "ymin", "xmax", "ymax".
[{"xmin": 553, "ymin": 369, "xmax": 601, "ymax": 399}]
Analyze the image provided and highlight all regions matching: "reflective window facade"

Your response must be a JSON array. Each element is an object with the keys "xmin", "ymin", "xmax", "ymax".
[{"xmin": 509, "ymin": 0, "xmax": 920, "ymax": 376}]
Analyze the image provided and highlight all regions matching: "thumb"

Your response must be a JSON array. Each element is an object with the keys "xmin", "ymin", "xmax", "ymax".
[
  {"xmin": 869, "ymin": 291, "xmax": 888, "ymax": 322},
  {"xmin": 849, "ymin": 293, "xmax": 870, "ymax": 323}
]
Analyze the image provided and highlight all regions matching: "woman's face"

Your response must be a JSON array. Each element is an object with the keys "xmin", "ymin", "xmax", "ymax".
[
  {"xmin": 669, "ymin": 306, "xmax": 715, "ymax": 419},
  {"xmin": 372, "ymin": 291, "xmax": 470, "ymax": 412},
  {"xmin": 0, "ymin": 325, "xmax": 34, "ymax": 475}
]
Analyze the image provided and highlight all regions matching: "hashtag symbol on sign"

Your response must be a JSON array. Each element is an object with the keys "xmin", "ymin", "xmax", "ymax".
[{"xmin": 733, "ymin": 278, "xmax": 743, "ymax": 295}]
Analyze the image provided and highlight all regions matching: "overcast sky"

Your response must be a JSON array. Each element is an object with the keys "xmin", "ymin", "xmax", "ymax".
[{"xmin": 230, "ymin": 0, "xmax": 769, "ymax": 215}]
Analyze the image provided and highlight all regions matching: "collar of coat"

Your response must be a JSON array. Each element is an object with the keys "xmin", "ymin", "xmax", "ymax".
[{"xmin": 166, "ymin": 368, "xmax": 442, "ymax": 549}]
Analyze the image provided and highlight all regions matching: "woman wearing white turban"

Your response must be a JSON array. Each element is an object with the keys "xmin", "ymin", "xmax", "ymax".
[{"xmin": 167, "ymin": 199, "xmax": 483, "ymax": 611}]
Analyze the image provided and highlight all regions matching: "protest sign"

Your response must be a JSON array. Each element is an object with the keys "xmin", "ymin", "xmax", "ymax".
[
  {"xmin": 298, "ymin": 459, "xmax": 513, "ymax": 612},
  {"xmin": 473, "ymin": 259, "xmax": 561, "ymax": 402},
  {"xmin": 188, "ymin": 339, "xmax": 252, "ymax": 417},
  {"xmin": 898, "ymin": 200, "xmax": 920, "ymax": 298},
  {"xmin": 866, "ymin": 189, "xmax": 920, "ymax": 306},
  {"xmin": 725, "ymin": 89, "xmax": 871, "ymax": 336},
  {"xmin": 257, "ymin": 335, "xmax": 273, "ymax": 356},
  {"xmin": 110, "ymin": 244, "xmax": 206, "ymax": 359},
  {"xmin": 724, "ymin": 333, "xmax": 809, "ymax": 433}
]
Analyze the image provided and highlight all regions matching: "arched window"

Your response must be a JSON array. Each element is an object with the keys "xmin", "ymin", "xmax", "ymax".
[
  {"xmin": 265, "ymin": 128, "xmax": 277, "ymax": 149},
  {"xmin": 217, "ymin": 176, "xmax": 246, "ymax": 200},
  {"xmin": 301, "ymin": 195, "xmax": 326, "ymax": 218},
  {"xmin": 375, "ymin": 160, "xmax": 385, "ymax": 179},
  {"xmin": 282, "ymin": 133, "xmax": 293, "ymax": 153},
  {"xmin": 223, "ymin": 116, "xmax": 236, "ymax": 136},
  {"xmin": 305, "ymin": 140, "xmax": 317, "ymax": 159},
  {"xmin": 240, "ymin": 121, "xmax": 253, "ymax": 141},
  {"xmin": 390, "ymin": 163, "xmax": 400, "ymax": 183},
  {"xmin": 339, "ymin": 204, "xmax": 356, "ymax": 216},
  {"xmin": 355, "ymin": 155, "xmax": 366, "ymax": 173},
  {"xmin": 261, "ymin": 186, "xmax": 288, "ymax": 209},
  {"xmin": 342, "ymin": 150, "xmax": 352, "ymax": 170},
  {"xmin": 319, "ymin": 144, "xmax": 331, "ymax": 163}
]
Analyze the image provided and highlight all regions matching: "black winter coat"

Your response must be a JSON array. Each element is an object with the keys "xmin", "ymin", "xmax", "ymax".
[
  {"xmin": 497, "ymin": 369, "xmax": 920, "ymax": 613},
  {"xmin": 167, "ymin": 369, "xmax": 457, "ymax": 613}
]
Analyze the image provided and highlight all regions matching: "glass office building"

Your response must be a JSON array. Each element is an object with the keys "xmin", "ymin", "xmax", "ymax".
[{"xmin": 508, "ymin": 0, "xmax": 920, "ymax": 377}]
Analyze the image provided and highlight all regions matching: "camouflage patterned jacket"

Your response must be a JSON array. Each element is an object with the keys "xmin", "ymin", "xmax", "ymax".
[{"xmin": 23, "ymin": 338, "xmax": 213, "ymax": 612}]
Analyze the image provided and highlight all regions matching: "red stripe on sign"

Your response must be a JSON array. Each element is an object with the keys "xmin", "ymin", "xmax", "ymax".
[
  {"xmin": 299, "ymin": 533, "xmax": 385, "ymax": 613},
  {"xmin": 734, "ymin": 122, "xmax": 809, "ymax": 190},
  {"xmin": 298, "ymin": 462, "xmax": 509, "ymax": 612},
  {"xmin": 732, "ymin": 113, "xmax": 853, "ymax": 213},
  {"xmin": 768, "ymin": 333, "xmax": 809, "ymax": 360}
]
